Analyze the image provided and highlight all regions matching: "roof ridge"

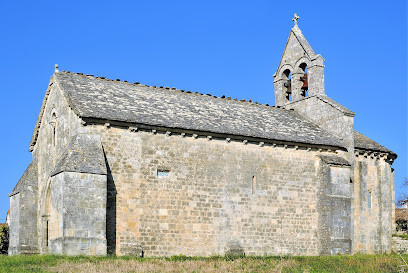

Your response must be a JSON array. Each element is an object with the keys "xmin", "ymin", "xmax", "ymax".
[
  {"xmin": 58, "ymin": 71, "xmax": 286, "ymax": 110},
  {"xmin": 283, "ymin": 94, "xmax": 355, "ymax": 116},
  {"xmin": 315, "ymin": 95, "xmax": 355, "ymax": 116}
]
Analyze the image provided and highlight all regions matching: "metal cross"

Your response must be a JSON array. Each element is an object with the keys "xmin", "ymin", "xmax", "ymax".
[{"xmin": 292, "ymin": 13, "xmax": 300, "ymax": 26}]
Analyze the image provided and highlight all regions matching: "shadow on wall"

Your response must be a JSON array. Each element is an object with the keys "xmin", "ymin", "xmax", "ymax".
[
  {"xmin": 225, "ymin": 240, "xmax": 245, "ymax": 256},
  {"xmin": 105, "ymin": 156, "xmax": 117, "ymax": 255}
]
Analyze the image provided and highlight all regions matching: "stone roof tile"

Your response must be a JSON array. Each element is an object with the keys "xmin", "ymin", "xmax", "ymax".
[
  {"xmin": 53, "ymin": 72, "xmax": 346, "ymax": 149},
  {"xmin": 10, "ymin": 161, "xmax": 37, "ymax": 196},
  {"xmin": 318, "ymin": 155, "xmax": 351, "ymax": 167},
  {"xmin": 51, "ymin": 134, "xmax": 107, "ymax": 177},
  {"xmin": 354, "ymin": 131, "xmax": 396, "ymax": 156}
]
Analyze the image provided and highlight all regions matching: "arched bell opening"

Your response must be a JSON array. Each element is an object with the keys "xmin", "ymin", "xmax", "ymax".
[
  {"xmin": 282, "ymin": 69, "xmax": 292, "ymax": 102},
  {"xmin": 299, "ymin": 63, "xmax": 308, "ymax": 97}
]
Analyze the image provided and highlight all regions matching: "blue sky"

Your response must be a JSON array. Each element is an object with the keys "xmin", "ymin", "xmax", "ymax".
[{"xmin": 0, "ymin": 0, "xmax": 406, "ymax": 220}]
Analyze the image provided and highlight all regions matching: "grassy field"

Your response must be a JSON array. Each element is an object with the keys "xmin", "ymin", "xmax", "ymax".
[{"xmin": 1, "ymin": 254, "xmax": 408, "ymax": 273}]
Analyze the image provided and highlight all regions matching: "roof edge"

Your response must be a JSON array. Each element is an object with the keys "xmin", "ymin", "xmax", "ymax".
[
  {"xmin": 318, "ymin": 154, "xmax": 351, "ymax": 167},
  {"xmin": 276, "ymin": 25, "xmax": 317, "ymax": 74},
  {"xmin": 10, "ymin": 160, "xmax": 37, "ymax": 196},
  {"xmin": 354, "ymin": 130, "xmax": 397, "ymax": 158},
  {"xmin": 29, "ymin": 72, "xmax": 83, "ymax": 152},
  {"xmin": 29, "ymin": 77, "xmax": 55, "ymax": 151},
  {"xmin": 355, "ymin": 147, "xmax": 397, "ymax": 160},
  {"xmin": 82, "ymin": 117, "xmax": 348, "ymax": 152},
  {"xmin": 285, "ymin": 95, "xmax": 355, "ymax": 117}
]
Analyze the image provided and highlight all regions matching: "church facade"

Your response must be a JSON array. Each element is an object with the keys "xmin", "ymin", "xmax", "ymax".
[{"xmin": 9, "ymin": 21, "xmax": 397, "ymax": 256}]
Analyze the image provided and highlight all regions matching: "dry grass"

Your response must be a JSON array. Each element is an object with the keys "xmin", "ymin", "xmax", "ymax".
[
  {"xmin": 2, "ymin": 254, "xmax": 408, "ymax": 273},
  {"xmin": 48, "ymin": 258, "xmax": 294, "ymax": 273}
]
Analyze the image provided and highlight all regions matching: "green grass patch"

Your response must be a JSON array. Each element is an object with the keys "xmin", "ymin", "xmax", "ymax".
[
  {"xmin": 393, "ymin": 233, "xmax": 408, "ymax": 240},
  {"xmin": 0, "ymin": 253, "xmax": 407, "ymax": 272}
]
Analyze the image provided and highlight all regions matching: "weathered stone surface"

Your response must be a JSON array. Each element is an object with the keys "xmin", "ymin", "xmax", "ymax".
[
  {"xmin": 392, "ymin": 237, "xmax": 408, "ymax": 253},
  {"xmin": 8, "ymin": 161, "xmax": 39, "ymax": 255},
  {"xmin": 353, "ymin": 156, "xmax": 394, "ymax": 253},
  {"xmin": 49, "ymin": 172, "xmax": 107, "ymax": 255},
  {"xmin": 90, "ymin": 125, "xmax": 328, "ymax": 256},
  {"xmin": 274, "ymin": 25, "xmax": 326, "ymax": 106},
  {"xmin": 317, "ymin": 158, "xmax": 352, "ymax": 255}
]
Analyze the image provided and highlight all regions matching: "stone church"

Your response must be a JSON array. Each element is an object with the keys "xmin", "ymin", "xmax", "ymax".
[{"xmin": 9, "ymin": 18, "xmax": 397, "ymax": 256}]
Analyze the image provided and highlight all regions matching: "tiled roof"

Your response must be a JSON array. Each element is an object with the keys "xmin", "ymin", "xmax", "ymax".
[
  {"xmin": 10, "ymin": 161, "xmax": 37, "ymax": 196},
  {"xmin": 49, "ymin": 72, "xmax": 347, "ymax": 149},
  {"xmin": 318, "ymin": 155, "xmax": 351, "ymax": 166},
  {"xmin": 51, "ymin": 134, "xmax": 107, "ymax": 177},
  {"xmin": 354, "ymin": 131, "xmax": 396, "ymax": 156}
]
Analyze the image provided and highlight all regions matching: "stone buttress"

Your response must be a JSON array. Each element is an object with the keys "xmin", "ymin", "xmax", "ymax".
[
  {"xmin": 48, "ymin": 134, "xmax": 107, "ymax": 255},
  {"xmin": 8, "ymin": 161, "xmax": 39, "ymax": 254}
]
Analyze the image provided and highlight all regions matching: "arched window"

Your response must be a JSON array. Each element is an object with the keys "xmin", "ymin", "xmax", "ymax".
[
  {"xmin": 282, "ymin": 69, "xmax": 292, "ymax": 102},
  {"xmin": 299, "ymin": 63, "xmax": 308, "ymax": 97}
]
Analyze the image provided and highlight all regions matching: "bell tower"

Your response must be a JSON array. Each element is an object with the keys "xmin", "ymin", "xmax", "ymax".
[{"xmin": 273, "ymin": 14, "xmax": 325, "ymax": 106}]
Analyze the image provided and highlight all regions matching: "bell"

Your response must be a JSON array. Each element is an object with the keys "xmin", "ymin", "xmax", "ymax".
[
  {"xmin": 300, "ymin": 73, "xmax": 308, "ymax": 90},
  {"xmin": 284, "ymin": 79, "xmax": 291, "ymax": 93}
]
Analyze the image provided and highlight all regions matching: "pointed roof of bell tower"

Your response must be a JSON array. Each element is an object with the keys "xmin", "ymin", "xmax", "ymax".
[
  {"xmin": 275, "ymin": 14, "xmax": 318, "ymax": 74},
  {"xmin": 290, "ymin": 24, "xmax": 315, "ymax": 58}
]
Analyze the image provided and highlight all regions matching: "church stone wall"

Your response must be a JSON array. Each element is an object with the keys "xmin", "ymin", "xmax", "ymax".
[
  {"xmin": 85, "ymin": 124, "xmax": 342, "ymax": 256},
  {"xmin": 317, "ymin": 162, "xmax": 352, "ymax": 255},
  {"xmin": 30, "ymin": 80, "xmax": 83, "ymax": 252},
  {"xmin": 354, "ymin": 156, "xmax": 394, "ymax": 253},
  {"xmin": 14, "ymin": 183, "xmax": 39, "ymax": 254},
  {"xmin": 288, "ymin": 96, "xmax": 357, "ymax": 251}
]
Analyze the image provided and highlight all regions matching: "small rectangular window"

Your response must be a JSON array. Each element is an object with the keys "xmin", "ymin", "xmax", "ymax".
[
  {"xmin": 368, "ymin": 190, "xmax": 372, "ymax": 209},
  {"xmin": 157, "ymin": 170, "xmax": 169, "ymax": 177}
]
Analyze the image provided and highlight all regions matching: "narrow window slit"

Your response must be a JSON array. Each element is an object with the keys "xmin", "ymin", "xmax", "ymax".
[
  {"xmin": 252, "ymin": 175, "xmax": 256, "ymax": 195},
  {"xmin": 368, "ymin": 190, "xmax": 372, "ymax": 209}
]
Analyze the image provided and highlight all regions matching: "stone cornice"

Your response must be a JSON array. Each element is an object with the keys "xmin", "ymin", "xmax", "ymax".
[{"xmin": 82, "ymin": 117, "xmax": 347, "ymax": 153}]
